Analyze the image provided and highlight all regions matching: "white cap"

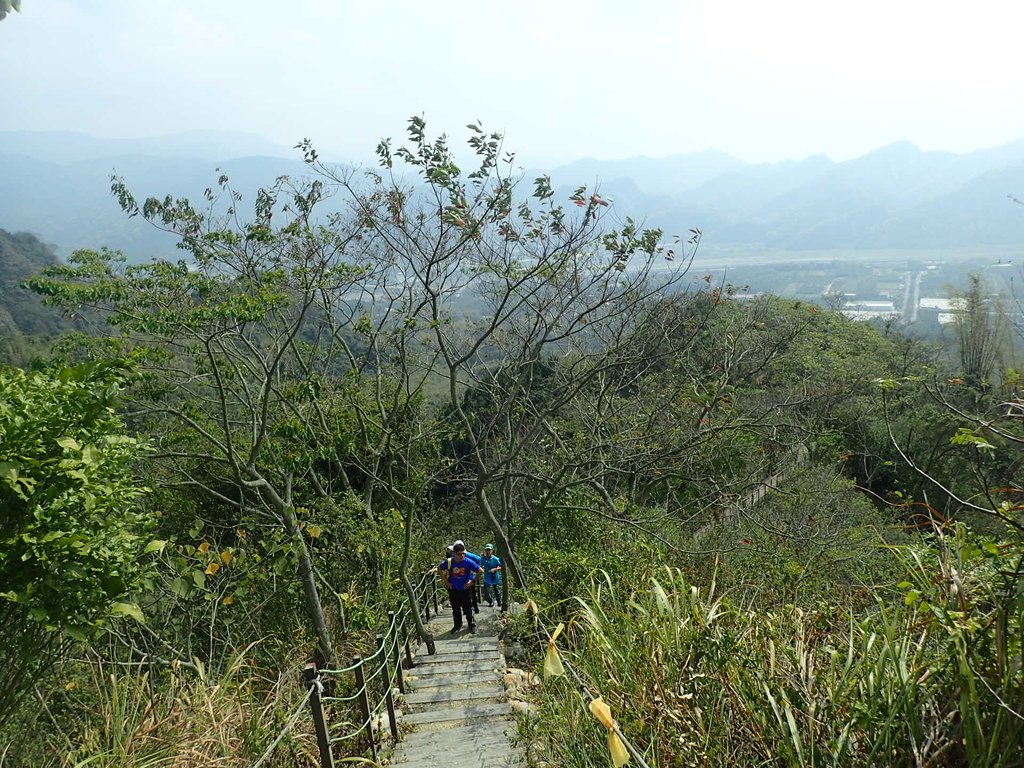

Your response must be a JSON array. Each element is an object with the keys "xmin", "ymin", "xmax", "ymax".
[{"xmin": 453, "ymin": 539, "xmax": 465, "ymax": 548}]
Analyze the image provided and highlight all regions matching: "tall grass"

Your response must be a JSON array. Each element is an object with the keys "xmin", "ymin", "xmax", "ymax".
[
  {"xmin": 526, "ymin": 534, "xmax": 1024, "ymax": 767},
  {"xmin": 3, "ymin": 648, "xmax": 318, "ymax": 768}
]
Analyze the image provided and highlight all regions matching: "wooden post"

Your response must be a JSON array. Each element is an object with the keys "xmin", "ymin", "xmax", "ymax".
[
  {"xmin": 377, "ymin": 631, "xmax": 400, "ymax": 743},
  {"xmin": 303, "ymin": 663, "xmax": 335, "ymax": 768},
  {"xmin": 353, "ymin": 656, "xmax": 378, "ymax": 763},
  {"xmin": 403, "ymin": 626, "xmax": 414, "ymax": 671},
  {"xmin": 389, "ymin": 611, "xmax": 407, "ymax": 693},
  {"xmin": 432, "ymin": 579, "xmax": 439, "ymax": 613}
]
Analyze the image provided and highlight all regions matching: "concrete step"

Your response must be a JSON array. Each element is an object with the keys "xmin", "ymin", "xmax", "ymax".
[
  {"xmin": 395, "ymin": 739, "xmax": 514, "ymax": 759},
  {"xmin": 388, "ymin": 605, "xmax": 520, "ymax": 765},
  {"xmin": 391, "ymin": 745, "xmax": 520, "ymax": 768},
  {"xmin": 405, "ymin": 687, "xmax": 504, "ymax": 708},
  {"xmin": 394, "ymin": 744, "xmax": 523, "ymax": 767},
  {"xmin": 409, "ymin": 659, "xmax": 500, "ymax": 677},
  {"xmin": 400, "ymin": 701, "xmax": 512, "ymax": 729},
  {"xmin": 406, "ymin": 671, "xmax": 502, "ymax": 691},
  {"xmin": 415, "ymin": 650, "xmax": 500, "ymax": 665},
  {"xmin": 399, "ymin": 722, "xmax": 516, "ymax": 746},
  {"xmin": 417, "ymin": 637, "xmax": 499, "ymax": 652}
]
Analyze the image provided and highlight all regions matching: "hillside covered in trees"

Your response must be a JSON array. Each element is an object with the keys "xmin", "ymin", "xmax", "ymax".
[
  {"xmin": 1, "ymin": 120, "xmax": 1022, "ymax": 767},
  {"xmin": 0, "ymin": 229, "xmax": 72, "ymax": 364}
]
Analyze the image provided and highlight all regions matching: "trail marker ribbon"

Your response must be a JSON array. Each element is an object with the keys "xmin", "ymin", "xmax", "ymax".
[{"xmin": 589, "ymin": 697, "xmax": 630, "ymax": 767}]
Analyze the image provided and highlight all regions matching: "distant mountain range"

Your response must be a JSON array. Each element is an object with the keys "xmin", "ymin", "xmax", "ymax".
[{"xmin": 1, "ymin": 130, "xmax": 1022, "ymax": 260}]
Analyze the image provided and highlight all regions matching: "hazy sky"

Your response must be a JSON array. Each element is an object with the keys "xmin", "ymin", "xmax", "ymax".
[{"xmin": 1, "ymin": 0, "xmax": 1022, "ymax": 165}]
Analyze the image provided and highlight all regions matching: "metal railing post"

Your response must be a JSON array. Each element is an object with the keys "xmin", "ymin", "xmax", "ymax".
[{"xmin": 303, "ymin": 663, "xmax": 335, "ymax": 768}]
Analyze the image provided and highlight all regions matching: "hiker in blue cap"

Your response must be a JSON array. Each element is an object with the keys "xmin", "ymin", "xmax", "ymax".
[{"xmin": 480, "ymin": 543, "xmax": 503, "ymax": 608}]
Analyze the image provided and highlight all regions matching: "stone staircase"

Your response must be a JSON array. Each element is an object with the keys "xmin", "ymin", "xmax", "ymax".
[{"xmin": 390, "ymin": 602, "xmax": 522, "ymax": 767}]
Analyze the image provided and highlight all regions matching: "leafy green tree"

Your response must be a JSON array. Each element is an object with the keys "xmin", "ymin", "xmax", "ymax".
[
  {"xmin": 30, "ymin": 188, "xmax": 352, "ymax": 661},
  {"xmin": 0, "ymin": 360, "xmax": 151, "ymax": 727},
  {"xmin": 302, "ymin": 117, "xmax": 702, "ymax": 585},
  {"xmin": 29, "ymin": 169, "xmax": 446, "ymax": 658},
  {"xmin": 953, "ymin": 273, "xmax": 1004, "ymax": 391}
]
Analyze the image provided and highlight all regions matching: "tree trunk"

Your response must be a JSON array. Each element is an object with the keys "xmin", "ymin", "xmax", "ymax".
[
  {"xmin": 281, "ymin": 503, "xmax": 337, "ymax": 667},
  {"xmin": 475, "ymin": 482, "xmax": 526, "ymax": 588},
  {"xmin": 399, "ymin": 499, "xmax": 435, "ymax": 654}
]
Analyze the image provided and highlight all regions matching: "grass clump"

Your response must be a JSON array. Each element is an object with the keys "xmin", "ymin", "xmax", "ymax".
[
  {"xmin": 525, "ymin": 530, "xmax": 1024, "ymax": 767},
  {"xmin": 3, "ymin": 648, "xmax": 318, "ymax": 768}
]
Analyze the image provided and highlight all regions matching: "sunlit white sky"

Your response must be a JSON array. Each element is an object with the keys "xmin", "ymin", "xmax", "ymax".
[{"xmin": 1, "ymin": 0, "xmax": 1022, "ymax": 165}]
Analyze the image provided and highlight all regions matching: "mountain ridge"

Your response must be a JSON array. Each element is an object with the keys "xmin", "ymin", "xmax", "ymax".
[{"xmin": 1, "ymin": 130, "xmax": 1022, "ymax": 259}]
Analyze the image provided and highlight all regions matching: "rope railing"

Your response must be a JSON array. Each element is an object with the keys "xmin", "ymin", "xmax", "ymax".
[
  {"xmin": 247, "ymin": 563, "xmax": 641, "ymax": 767},
  {"xmin": 294, "ymin": 567, "xmax": 443, "ymax": 767},
  {"xmin": 243, "ymin": 568, "xmax": 441, "ymax": 768},
  {"xmin": 246, "ymin": 684, "xmax": 316, "ymax": 768},
  {"xmin": 531, "ymin": 606, "xmax": 652, "ymax": 768}
]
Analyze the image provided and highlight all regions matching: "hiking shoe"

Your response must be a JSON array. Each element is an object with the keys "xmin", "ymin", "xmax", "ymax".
[
  {"xmin": 486, "ymin": 602, "xmax": 494, "ymax": 608},
  {"xmin": 450, "ymin": 626, "xmax": 461, "ymax": 635},
  {"xmin": 468, "ymin": 625, "xmax": 477, "ymax": 634}
]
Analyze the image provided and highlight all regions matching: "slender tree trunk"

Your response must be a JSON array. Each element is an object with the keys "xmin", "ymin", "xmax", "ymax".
[
  {"xmin": 275, "ymin": 500, "xmax": 336, "ymax": 667},
  {"xmin": 475, "ymin": 481, "xmax": 526, "ymax": 587},
  {"xmin": 398, "ymin": 499, "xmax": 435, "ymax": 654}
]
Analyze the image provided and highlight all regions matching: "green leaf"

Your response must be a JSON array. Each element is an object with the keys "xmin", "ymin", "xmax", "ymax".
[
  {"xmin": 56, "ymin": 436, "xmax": 81, "ymax": 451},
  {"xmin": 950, "ymin": 427, "xmax": 996, "ymax": 451},
  {"xmin": 143, "ymin": 539, "xmax": 167, "ymax": 555},
  {"xmin": 110, "ymin": 602, "xmax": 145, "ymax": 623},
  {"xmin": 0, "ymin": 462, "xmax": 18, "ymax": 485}
]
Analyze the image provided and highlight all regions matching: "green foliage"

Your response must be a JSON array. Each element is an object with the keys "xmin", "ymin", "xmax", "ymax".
[
  {"xmin": 0, "ymin": 361, "xmax": 151, "ymax": 635},
  {"xmin": 517, "ymin": 497, "xmax": 663, "ymax": 607},
  {"xmin": 529, "ymin": 548, "xmax": 1024, "ymax": 767},
  {"xmin": 13, "ymin": 116, "xmax": 1024, "ymax": 766},
  {"xmin": 0, "ymin": 361, "xmax": 152, "ymax": 734},
  {"xmin": 695, "ymin": 465, "xmax": 908, "ymax": 606},
  {"xmin": 0, "ymin": 229, "xmax": 72, "ymax": 366},
  {"xmin": 19, "ymin": 650, "xmax": 316, "ymax": 768},
  {"xmin": 952, "ymin": 273, "xmax": 1005, "ymax": 390}
]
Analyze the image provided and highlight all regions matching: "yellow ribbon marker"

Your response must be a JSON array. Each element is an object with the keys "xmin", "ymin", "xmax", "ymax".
[
  {"xmin": 589, "ymin": 696, "xmax": 630, "ymax": 767},
  {"xmin": 543, "ymin": 622, "xmax": 565, "ymax": 679}
]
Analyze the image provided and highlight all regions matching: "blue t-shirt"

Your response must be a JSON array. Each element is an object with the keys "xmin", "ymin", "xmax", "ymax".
[
  {"xmin": 439, "ymin": 555, "xmax": 480, "ymax": 590},
  {"xmin": 480, "ymin": 554, "xmax": 502, "ymax": 585}
]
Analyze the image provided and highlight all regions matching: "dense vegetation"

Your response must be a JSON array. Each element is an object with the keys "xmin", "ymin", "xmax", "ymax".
[
  {"xmin": 0, "ymin": 229, "xmax": 72, "ymax": 364},
  {"xmin": 1, "ymin": 119, "xmax": 1021, "ymax": 767}
]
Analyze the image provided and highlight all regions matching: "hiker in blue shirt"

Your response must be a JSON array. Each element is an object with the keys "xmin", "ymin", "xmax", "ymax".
[
  {"xmin": 454, "ymin": 540, "xmax": 481, "ymax": 615},
  {"xmin": 480, "ymin": 543, "xmax": 503, "ymax": 608},
  {"xmin": 439, "ymin": 541, "xmax": 480, "ymax": 634}
]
